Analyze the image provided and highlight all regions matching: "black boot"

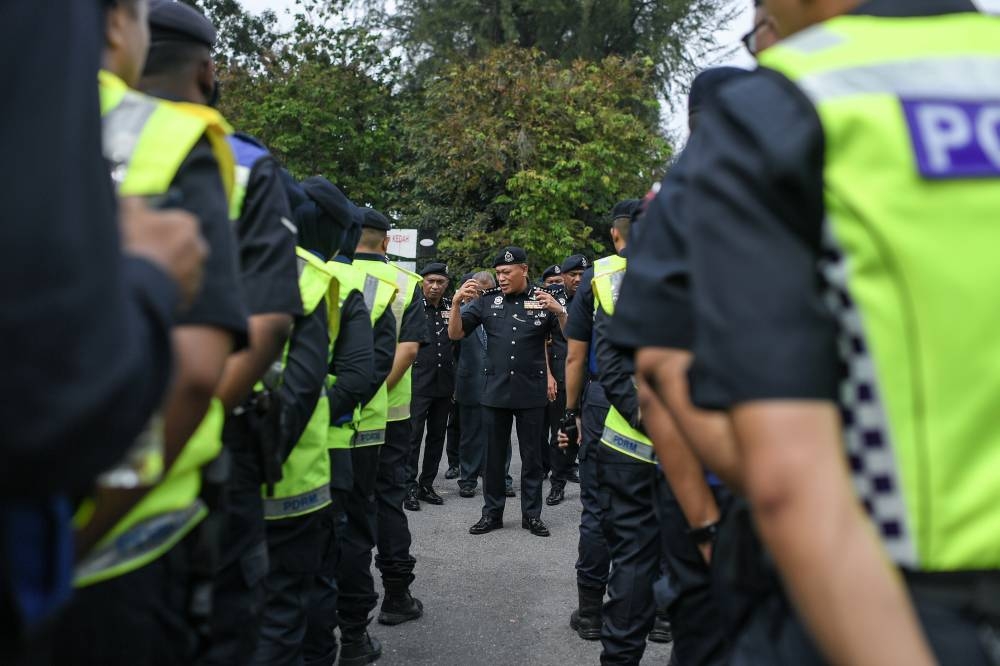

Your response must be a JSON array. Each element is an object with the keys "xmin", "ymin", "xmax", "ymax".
[
  {"xmin": 339, "ymin": 627, "xmax": 382, "ymax": 666},
  {"xmin": 545, "ymin": 479, "xmax": 565, "ymax": 506},
  {"xmin": 403, "ymin": 485, "xmax": 420, "ymax": 511},
  {"xmin": 378, "ymin": 585, "xmax": 424, "ymax": 626},
  {"xmin": 569, "ymin": 584, "xmax": 603, "ymax": 640},
  {"xmin": 648, "ymin": 609, "xmax": 673, "ymax": 643}
]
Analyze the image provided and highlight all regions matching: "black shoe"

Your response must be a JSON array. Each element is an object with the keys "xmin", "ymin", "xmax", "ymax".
[
  {"xmin": 403, "ymin": 486, "xmax": 420, "ymax": 512},
  {"xmin": 418, "ymin": 485, "xmax": 444, "ymax": 505},
  {"xmin": 567, "ymin": 468, "xmax": 580, "ymax": 483},
  {"xmin": 545, "ymin": 482, "xmax": 565, "ymax": 506},
  {"xmin": 570, "ymin": 609, "xmax": 602, "ymax": 641},
  {"xmin": 459, "ymin": 486, "xmax": 475, "ymax": 498},
  {"xmin": 648, "ymin": 614, "xmax": 672, "ymax": 643},
  {"xmin": 378, "ymin": 590, "xmax": 423, "ymax": 626},
  {"xmin": 469, "ymin": 515, "xmax": 503, "ymax": 534},
  {"xmin": 521, "ymin": 516, "xmax": 550, "ymax": 537},
  {"xmin": 505, "ymin": 486, "xmax": 516, "ymax": 498},
  {"xmin": 339, "ymin": 630, "xmax": 382, "ymax": 666},
  {"xmin": 444, "ymin": 465, "xmax": 459, "ymax": 479}
]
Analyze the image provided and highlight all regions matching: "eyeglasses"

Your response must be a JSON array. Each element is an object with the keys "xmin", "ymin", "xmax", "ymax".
[{"xmin": 741, "ymin": 18, "xmax": 769, "ymax": 56}]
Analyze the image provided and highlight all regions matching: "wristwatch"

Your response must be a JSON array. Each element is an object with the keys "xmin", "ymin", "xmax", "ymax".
[{"xmin": 686, "ymin": 521, "xmax": 719, "ymax": 546}]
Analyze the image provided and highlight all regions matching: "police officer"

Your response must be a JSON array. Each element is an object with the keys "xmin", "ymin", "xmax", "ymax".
[
  {"xmin": 449, "ymin": 247, "xmax": 567, "ymax": 537},
  {"xmin": 329, "ymin": 209, "xmax": 400, "ymax": 664},
  {"xmin": 139, "ymin": 4, "xmax": 305, "ymax": 663},
  {"xmin": 406, "ymin": 262, "xmax": 457, "ymax": 508},
  {"xmin": 352, "ymin": 215, "xmax": 429, "ymax": 629},
  {"xmin": 544, "ymin": 255, "xmax": 586, "ymax": 505},
  {"xmin": 54, "ymin": 1, "xmax": 249, "ymax": 662},
  {"xmin": 683, "ymin": 0, "xmax": 1000, "ymax": 663},
  {"xmin": 605, "ymin": 70, "xmax": 748, "ymax": 666},
  {"xmin": 252, "ymin": 176, "xmax": 371, "ymax": 666},
  {"xmin": 589, "ymin": 204, "xmax": 678, "ymax": 663}
]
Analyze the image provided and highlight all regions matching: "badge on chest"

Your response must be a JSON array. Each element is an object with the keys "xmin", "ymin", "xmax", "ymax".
[{"xmin": 523, "ymin": 300, "xmax": 545, "ymax": 311}]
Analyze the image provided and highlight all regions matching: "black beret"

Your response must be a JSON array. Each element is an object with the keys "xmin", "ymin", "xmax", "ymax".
[
  {"xmin": 420, "ymin": 262, "xmax": 449, "ymax": 278},
  {"xmin": 611, "ymin": 199, "xmax": 642, "ymax": 221},
  {"xmin": 493, "ymin": 246, "xmax": 528, "ymax": 268},
  {"xmin": 689, "ymin": 67, "xmax": 748, "ymax": 115},
  {"xmin": 148, "ymin": 0, "xmax": 217, "ymax": 48},
  {"xmin": 360, "ymin": 208, "xmax": 391, "ymax": 231},
  {"xmin": 560, "ymin": 254, "xmax": 590, "ymax": 273},
  {"xmin": 541, "ymin": 265, "xmax": 562, "ymax": 281},
  {"xmin": 301, "ymin": 177, "xmax": 356, "ymax": 229}
]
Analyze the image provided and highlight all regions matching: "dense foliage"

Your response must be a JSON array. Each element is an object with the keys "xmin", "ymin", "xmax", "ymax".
[{"xmin": 183, "ymin": 0, "xmax": 726, "ymax": 271}]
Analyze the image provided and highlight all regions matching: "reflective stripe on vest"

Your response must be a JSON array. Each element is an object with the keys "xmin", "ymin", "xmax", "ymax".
[
  {"xmin": 325, "ymin": 260, "xmax": 396, "ymax": 445},
  {"xmin": 263, "ymin": 248, "xmax": 335, "ymax": 515},
  {"xmin": 600, "ymin": 416, "xmax": 656, "ymax": 464},
  {"xmin": 99, "ymin": 70, "xmax": 234, "ymax": 199},
  {"xmin": 759, "ymin": 13, "xmax": 1000, "ymax": 570},
  {"xmin": 75, "ymin": 500, "xmax": 207, "ymax": 588},
  {"xmin": 264, "ymin": 484, "xmax": 332, "ymax": 520},
  {"xmin": 352, "ymin": 259, "xmax": 422, "ymax": 421},
  {"xmin": 227, "ymin": 133, "xmax": 270, "ymax": 220},
  {"xmin": 592, "ymin": 256, "xmax": 654, "ymax": 464}
]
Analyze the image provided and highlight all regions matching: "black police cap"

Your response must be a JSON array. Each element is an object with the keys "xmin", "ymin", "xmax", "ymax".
[
  {"xmin": 560, "ymin": 254, "xmax": 589, "ymax": 273},
  {"xmin": 148, "ymin": 0, "xmax": 217, "ymax": 48},
  {"xmin": 301, "ymin": 177, "xmax": 356, "ymax": 229},
  {"xmin": 689, "ymin": 67, "xmax": 747, "ymax": 115},
  {"xmin": 541, "ymin": 265, "xmax": 562, "ymax": 281},
  {"xmin": 360, "ymin": 208, "xmax": 391, "ymax": 231},
  {"xmin": 611, "ymin": 199, "xmax": 642, "ymax": 222},
  {"xmin": 420, "ymin": 262, "xmax": 449, "ymax": 278},
  {"xmin": 493, "ymin": 246, "xmax": 528, "ymax": 268}
]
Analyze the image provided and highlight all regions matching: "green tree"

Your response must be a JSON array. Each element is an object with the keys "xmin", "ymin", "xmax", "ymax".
[
  {"xmin": 391, "ymin": 47, "xmax": 670, "ymax": 273},
  {"xmin": 369, "ymin": 0, "xmax": 736, "ymax": 95},
  {"xmin": 210, "ymin": 1, "xmax": 402, "ymax": 206}
]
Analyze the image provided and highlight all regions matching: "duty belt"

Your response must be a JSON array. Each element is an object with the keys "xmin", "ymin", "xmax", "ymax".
[
  {"xmin": 264, "ymin": 484, "xmax": 332, "ymax": 520},
  {"xmin": 74, "ymin": 500, "xmax": 207, "ymax": 588},
  {"xmin": 352, "ymin": 428, "xmax": 386, "ymax": 448},
  {"xmin": 600, "ymin": 426, "xmax": 656, "ymax": 463}
]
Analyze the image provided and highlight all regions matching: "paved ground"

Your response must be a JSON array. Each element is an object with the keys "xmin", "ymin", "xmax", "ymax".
[{"xmin": 370, "ymin": 445, "xmax": 673, "ymax": 665}]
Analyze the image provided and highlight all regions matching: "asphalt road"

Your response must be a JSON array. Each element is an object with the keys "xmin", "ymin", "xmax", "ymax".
[{"xmin": 370, "ymin": 443, "xmax": 673, "ymax": 665}]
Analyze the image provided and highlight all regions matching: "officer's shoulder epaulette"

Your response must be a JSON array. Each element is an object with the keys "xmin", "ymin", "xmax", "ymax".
[{"xmin": 480, "ymin": 286, "xmax": 501, "ymax": 297}]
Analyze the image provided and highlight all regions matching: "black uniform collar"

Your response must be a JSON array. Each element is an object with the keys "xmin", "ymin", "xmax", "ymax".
[
  {"xmin": 354, "ymin": 252, "xmax": 388, "ymax": 263},
  {"xmin": 851, "ymin": 0, "xmax": 978, "ymax": 17},
  {"xmin": 423, "ymin": 296, "xmax": 450, "ymax": 310}
]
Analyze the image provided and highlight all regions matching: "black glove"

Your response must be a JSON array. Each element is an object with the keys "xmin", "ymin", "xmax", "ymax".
[{"xmin": 558, "ymin": 409, "xmax": 580, "ymax": 446}]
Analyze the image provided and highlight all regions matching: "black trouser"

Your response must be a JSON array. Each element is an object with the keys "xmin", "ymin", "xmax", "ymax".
[
  {"xmin": 198, "ymin": 425, "xmax": 269, "ymax": 666},
  {"xmin": 576, "ymin": 384, "xmax": 611, "ymax": 589},
  {"xmin": 407, "ymin": 394, "xmax": 451, "ymax": 489},
  {"xmin": 446, "ymin": 401, "xmax": 460, "ymax": 468},
  {"xmin": 375, "ymin": 419, "xmax": 416, "ymax": 589},
  {"xmin": 335, "ymin": 445, "xmax": 380, "ymax": 632},
  {"xmin": 458, "ymin": 402, "xmax": 484, "ymax": 489},
  {"xmin": 547, "ymin": 381, "xmax": 577, "ymax": 483},
  {"xmin": 596, "ymin": 446, "xmax": 660, "ymax": 665},
  {"xmin": 303, "ymin": 488, "xmax": 347, "ymax": 666},
  {"xmin": 252, "ymin": 508, "xmax": 332, "ymax": 666},
  {"xmin": 655, "ymin": 477, "xmax": 731, "ymax": 666},
  {"xmin": 482, "ymin": 406, "xmax": 545, "ymax": 520},
  {"xmin": 51, "ymin": 532, "xmax": 199, "ymax": 666},
  {"xmin": 729, "ymin": 580, "xmax": 1000, "ymax": 665},
  {"xmin": 459, "ymin": 404, "xmax": 513, "ymax": 490}
]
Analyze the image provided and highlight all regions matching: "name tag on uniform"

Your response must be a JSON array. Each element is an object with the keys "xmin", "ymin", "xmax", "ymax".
[
  {"xmin": 902, "ymin": 98, "xmax": 1000, "ymax": 179},
  {"xmin": 523, "ymin": 300, "xmax": 545, "ymax": 310}
]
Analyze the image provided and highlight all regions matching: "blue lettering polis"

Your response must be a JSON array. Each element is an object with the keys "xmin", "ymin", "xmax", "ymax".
[{"xmin": 903, "ymin": 99, "xmax": 1000, "ymax": 179}]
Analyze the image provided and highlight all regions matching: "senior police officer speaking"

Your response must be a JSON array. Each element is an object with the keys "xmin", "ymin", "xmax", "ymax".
[{"xmin": 448, "ymin": 247, "xmax": 568, "ymax": 537}]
